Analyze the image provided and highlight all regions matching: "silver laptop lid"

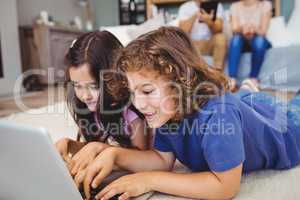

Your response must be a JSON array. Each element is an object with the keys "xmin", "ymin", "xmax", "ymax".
[{"xmin": 0, "ymin": 120, "xmax": 82, "ymax": 200}]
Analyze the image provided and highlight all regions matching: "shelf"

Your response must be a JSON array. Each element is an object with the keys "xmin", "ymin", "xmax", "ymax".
[
  {"xmin": 147, "ymin": 0, "xmax": 281, "ymax": 19},
  {"xmin": 147, "ymin": 0, "xmax": 187, "ymax": 18},
  {"xmin": 151, "ymin": 0, "xmax": 186, "ymax": 5},
  {"xmin": 119, "ymin": 0, "xmax": 147, "ymax": 25}
]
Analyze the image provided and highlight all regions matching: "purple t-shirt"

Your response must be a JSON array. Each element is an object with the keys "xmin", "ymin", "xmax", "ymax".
[{"xmin": 94, "ymin": 106, "xmax": 139, "ymax": 145}]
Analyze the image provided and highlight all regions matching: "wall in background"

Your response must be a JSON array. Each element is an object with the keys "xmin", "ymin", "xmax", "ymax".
[
  {"xmin": 16, "ymin": 0, "xmax": 294, "ymax": 28},
  {"xmin": 0, "ymin": 0, "xmax": 22, "ymax": 96},
  {"xmin": 92, "ymin": 0, "xmax": 295, "ymax": 27},
  {"xmin": 17, "ymin": 0, "xmax": 84, "ymax": 26},
  {"xmin": 93, "ymin": 0, "xmax": 119, "ymax": 28},
  {"xmin": 281, "ymin": 0, "xmax": 295, "ymax": 22}
]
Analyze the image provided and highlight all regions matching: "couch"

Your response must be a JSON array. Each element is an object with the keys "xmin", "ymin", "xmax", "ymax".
[
  {"xmin": 204, "ymin": 44, "xmax": 300, "ymax": 91},
  {"xmin": 100, "ymin": 13, "xmax": 300, "ymax": 92}
]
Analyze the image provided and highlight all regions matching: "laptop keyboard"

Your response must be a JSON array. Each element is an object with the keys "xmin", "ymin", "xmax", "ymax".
[{"xmin": 79, "ymin": 186, "xmax": 121, "ymax": 200}]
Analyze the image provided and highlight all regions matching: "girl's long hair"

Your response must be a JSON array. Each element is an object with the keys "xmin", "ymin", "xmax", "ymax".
[
  {"xmin": 65, "ymin": 30, "xmax": 141, "ymax": 147},
  {"xmin": 116, "ymin": 26, "xmax": 230, "ymax": 121}
]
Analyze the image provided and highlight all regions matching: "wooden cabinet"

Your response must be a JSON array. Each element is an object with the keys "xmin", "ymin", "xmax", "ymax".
[{"xmin": 19, "ymin": 25, "xmax": 85, "ymax": 84}]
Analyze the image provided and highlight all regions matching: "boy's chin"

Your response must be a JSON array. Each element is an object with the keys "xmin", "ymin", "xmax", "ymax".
[{"xmin": 147, "ymin": 120, "xmax": 165, "ymax": 129}]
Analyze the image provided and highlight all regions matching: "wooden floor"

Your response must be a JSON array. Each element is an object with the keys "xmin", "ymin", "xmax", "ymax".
[
  {"xmin": 0, "ymin": 86, "xmax": 296, "ymax": 118},
  {"xmin": 0, "ymin": 85, "xmax": 65, "ymax": 117}
]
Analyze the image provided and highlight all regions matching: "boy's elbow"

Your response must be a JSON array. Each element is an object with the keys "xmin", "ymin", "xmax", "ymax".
[
  {"xmin": 223, "ymin": 189, "xmax": 239, "ymax": 200},
  {"xmin": 194, "ymin": 184, "xmax": 240, "ymax": 200},
  {"xmin": 210, "ymin": 177, "xmax": 241, "ymax": 200},
  {"xmin": 221, "ymin": 183, "xmax": 240, "ymax": 200}
]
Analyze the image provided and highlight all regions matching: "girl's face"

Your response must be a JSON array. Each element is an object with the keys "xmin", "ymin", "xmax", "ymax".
[
  {"xmin": 126, "ymin": 70, "xmax": 177, "ymax": 128},
  {"xmin": 69, "ymin": 64, "xmax": 100, "ymax": 112}
]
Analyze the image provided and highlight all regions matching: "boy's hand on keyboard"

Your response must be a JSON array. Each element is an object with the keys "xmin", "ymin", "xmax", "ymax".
[
  {"xmin": 97, "ymin": 172, "xmax": 152, "ymax": 200},
  {"xmin": 68, "ymin": 142, "xmax": 109, "ymax": 177},
  {"xmin": 83, "ymin": 148, "xmax": 117, "ymax": 199}
]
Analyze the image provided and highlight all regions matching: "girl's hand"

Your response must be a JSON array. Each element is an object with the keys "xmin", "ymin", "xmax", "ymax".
[
  {"xmin": 55, "ymin": 138, "xmax": 71, "ymax": 162},
  {"xmin": 68, "ymin": 142, "xmax": 109, "ymax": 177},
  {"xmin": 83, "ymin": 148, "xmax": 117, "ymax": 199},
  {"xmin": 243, "ymin": 24, "xmax": 256, "ymax": 40},
  {"xmin": 96, "ymin": 173, "xmax": 152, "ymax": 200}
]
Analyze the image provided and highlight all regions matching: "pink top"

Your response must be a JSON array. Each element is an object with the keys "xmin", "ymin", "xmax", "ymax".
[
  {"xmin": 230, "ymin": 1, "xmax": 272, "ymax": 28},
  {"xmin": 94, "ymin": 106, "xmax": 139, "ymax": 146}
]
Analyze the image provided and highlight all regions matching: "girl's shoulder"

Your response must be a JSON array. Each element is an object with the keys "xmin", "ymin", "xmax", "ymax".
[
  {"xmin": 230, "ymin": 1, "xmax": 243, "ymax": 9},
  {"xmin": 123, "ymin": 106, "xmax": 140, "ymax": 123},
  {"xmin": 230, "ymin": 2, "xmax": 244, "ymax": 15},
  {"xmin": 260, "ymin": 0, "xmax": 272, "ymax": 12}
]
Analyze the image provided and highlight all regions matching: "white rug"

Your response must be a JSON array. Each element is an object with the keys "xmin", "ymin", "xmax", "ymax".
[{"xmin": 2, "ymin": 102, "xmax": 300, "ymax": 200}]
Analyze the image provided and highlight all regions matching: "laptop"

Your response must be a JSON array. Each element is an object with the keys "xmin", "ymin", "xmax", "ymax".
[
  {"xmin": 0, "ymin": 120, "xmax": 84, "ymax": 200},
  {"xmin": 0, "ymin": 120, "xmax": 128, "ymax": 200},
  {"xmin": 0, "ymin": 120, "xmax": 155, "ymax": 200}
]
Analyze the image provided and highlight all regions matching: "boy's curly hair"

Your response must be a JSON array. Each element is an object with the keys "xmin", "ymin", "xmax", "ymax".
[{"xmin": 115, "ymin": 26, "xmax": 230, "ymax": 121}]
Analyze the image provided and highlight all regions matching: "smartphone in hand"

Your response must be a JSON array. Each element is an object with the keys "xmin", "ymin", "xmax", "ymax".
[{"xmin": 200, "ymin": 1, "xmax": 218, "ymax": 21}]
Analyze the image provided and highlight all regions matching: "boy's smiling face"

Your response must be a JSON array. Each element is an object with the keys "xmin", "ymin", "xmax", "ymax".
[{"xmin": 126, "ymin": 69, "xmax": 178, "ymax": 128}]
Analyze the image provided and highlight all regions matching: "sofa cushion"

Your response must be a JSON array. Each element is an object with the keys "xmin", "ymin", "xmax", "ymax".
[
  {"xmin": 204, "ymin": 45, "xmax": 300, "ymax": 91},
  {"xmin": 267, "ymin": 16, "xmax": 293, "ymax": 47}
]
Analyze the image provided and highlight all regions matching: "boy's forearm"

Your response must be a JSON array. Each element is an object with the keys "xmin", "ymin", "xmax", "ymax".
[
  {"xmin": 146, "ymin": 171, "xmax": 239, "ymax": 200},
  {"xmin": 112, "ymin": 147, "xmax": 171, "ymax": 172}
]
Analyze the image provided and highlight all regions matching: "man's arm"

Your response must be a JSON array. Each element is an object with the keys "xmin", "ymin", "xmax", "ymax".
[
  {"xmin": 211, "ymin": 18, "xmax": 223, "ymax": 33},
  {"xmin": 198, "ymin": 10, "xmax": 223, "ymax": 34},
  {"xmin": 178, "ymin": 14, "xmax": 198, "ymax": 35}
]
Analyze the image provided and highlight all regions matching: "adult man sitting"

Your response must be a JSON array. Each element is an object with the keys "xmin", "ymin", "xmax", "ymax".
[{"xmin": 178, "ymin": 0, "xmax": 227, "ymax": 70}]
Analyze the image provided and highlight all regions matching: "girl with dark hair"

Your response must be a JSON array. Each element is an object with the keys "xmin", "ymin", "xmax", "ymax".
[
  {"xmin": 80, "ymin": 27, "xmax": 300, "ymax": 200},
  {"xmin": 55, "ymin": 30, "xmax": 148, "ymax": 181}
]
